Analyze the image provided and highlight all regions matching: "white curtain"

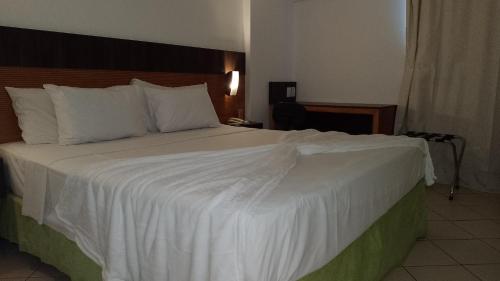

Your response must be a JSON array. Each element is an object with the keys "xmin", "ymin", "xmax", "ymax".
[{"xmin": 397, "ymin": 0, "xmax": 500, "ymax": 192}]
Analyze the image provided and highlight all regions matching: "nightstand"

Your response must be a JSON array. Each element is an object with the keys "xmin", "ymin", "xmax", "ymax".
[{"xmin": 228, "ymin": 121, "xmax": 263, "ymax": 129}]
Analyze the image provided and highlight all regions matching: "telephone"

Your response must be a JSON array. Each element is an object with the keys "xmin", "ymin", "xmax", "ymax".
[{"xmin": 228, "ymin": 117, "xmax": 250, "ymax": 126}]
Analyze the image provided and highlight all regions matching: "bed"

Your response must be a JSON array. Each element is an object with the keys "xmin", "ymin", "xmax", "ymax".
[
  {"xmin": 0, "ymin": 26, "xmax": 430, "ymax": 281},
  {"xmin": 0, "ymin": 125, "xmax": 430, "ymax": 281}
]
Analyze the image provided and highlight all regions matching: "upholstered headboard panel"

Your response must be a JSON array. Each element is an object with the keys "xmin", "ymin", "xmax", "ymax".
[{"xmin": 0, "ymin": 26, "xmax": 245, "ymax": 144}]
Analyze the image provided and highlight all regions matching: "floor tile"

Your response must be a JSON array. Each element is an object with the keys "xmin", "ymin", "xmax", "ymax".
[
  {"xmin": 434, "ymin": 239, "xmax": 500, "ymax": 264},
  {"xmin": 468, "ymin": 203, "xmax": 500, "ymax": 219},
  {"xmin": 454, "ymin": 194, "xmax": 497, "ymax": 206},
  {"xmin": 426, "ymin": 191, "xmax": 449, "ymax": 206},
  {"xmin": 0, "ymin": 250, "xmax": 40, "ymax": 278},
  {"xmin": 428, "ymin": 203, "xmax": 484, "ymax": 221},
  {"xmin": 427, "ymin": 221, "xmax": 473, "ymax": 240},
  {"xmin": 431, "ymin": 184, "xmax": 477, "ymax": 195},
  {"xmin": 405, "ymin": 265, "xmax": 480, "ymax": 281},
  {"xmin": 427, "ymin": 210, "xmax": 446, "ymax": 221},
  {"xmin": 30, "ymin": 263, "xmax": 70, "ymax": 281},
  {"xmin": 403, "ymin": 241, "xmax": 457, "ymax": 266},
  {"xmin": 482, "ymin": 239, "xmax": 500, "ymax": 252},
  {"xmin": 465, "ymin": 264, "xmax": 500, "ymax": 281},
  {"xmin": 454, "ymin": 220, "xmax": 500, "ymax": 238},
  {"xmin": 428, "ymin": 184, "xmax": 453, "ymax": 194},
  {"xmin": 455, "ymin": 187, "xmax": 479, "ymax": 194},
  {"xmin": 383, "ymin": 267, "xmax": 415, "ymax": 281}
]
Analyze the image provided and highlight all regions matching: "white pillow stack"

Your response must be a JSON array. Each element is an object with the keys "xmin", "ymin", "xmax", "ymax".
[
  {"xmin": 43, "ymin": 85, "xmax": 148, "ymax": 145},
  {"xmin": 132, "ymin": 79, "xmax": 220, "ymax": 133},
  {"xmin": 6, "ymin": 78, "xmax": 220, "ymax": 145}
]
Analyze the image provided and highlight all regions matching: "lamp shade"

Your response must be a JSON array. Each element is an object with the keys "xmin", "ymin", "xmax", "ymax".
[{"xmin": 227, "ymin": 71, "xmax": 239, "ymax": 96}]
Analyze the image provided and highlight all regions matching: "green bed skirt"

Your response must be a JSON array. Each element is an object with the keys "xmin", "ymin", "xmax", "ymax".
[{"xmin": 0, "ymin": 181, "xmax": 426, "ymax": 281}]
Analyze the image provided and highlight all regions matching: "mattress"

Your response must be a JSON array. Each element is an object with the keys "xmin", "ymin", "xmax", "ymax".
[{"xmin": 0, "ymin": 125, "xmax": 426, "ymax": 281}]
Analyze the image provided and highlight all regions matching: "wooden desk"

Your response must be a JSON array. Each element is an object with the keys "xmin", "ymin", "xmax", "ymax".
[{"xmin": 299, "ymin": 102, "xmax": 397, "ymax": 135}]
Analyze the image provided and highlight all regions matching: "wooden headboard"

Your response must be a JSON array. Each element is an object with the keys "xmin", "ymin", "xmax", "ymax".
[{"xmin": 0, "ymin": 26, "xmax": 245, "ymax": 144}]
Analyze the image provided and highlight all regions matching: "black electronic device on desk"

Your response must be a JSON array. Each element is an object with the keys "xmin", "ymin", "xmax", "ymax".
[
  {"xmin": 269, "ymin": 82, "xmax": 297, "ymax": 105},
  {"xmin": 269, "ymin": 81, "xmax": 300, "ymax": 130},
  {"xmin": 227, "ymin": 118, "xmax": 263, "ymax": 129}
]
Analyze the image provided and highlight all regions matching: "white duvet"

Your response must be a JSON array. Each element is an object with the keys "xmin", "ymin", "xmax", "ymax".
[{"xmin": 54, "ymin": 130, "xmax": 434, "ymax": 281}]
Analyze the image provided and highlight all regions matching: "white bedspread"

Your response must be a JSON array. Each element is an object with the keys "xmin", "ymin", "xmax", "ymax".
[{"xmin": 54, "ymin": 130, "xmax": 434, "ymax": 281}]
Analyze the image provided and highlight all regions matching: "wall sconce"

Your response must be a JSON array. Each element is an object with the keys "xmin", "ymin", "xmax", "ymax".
[{"xmin": 226, "ymin": 71, "xmax": 239, "ymax": 96}]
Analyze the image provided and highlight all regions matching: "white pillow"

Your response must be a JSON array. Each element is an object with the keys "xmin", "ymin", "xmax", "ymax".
[
  {"xmin": 44, "ymin": 84, "xmax": 148, "ymax": 145},
  {"xmin": 143, "ymin": 83, "xmax": 220, "ymax": 133},
  {"xmin": 130, "ymin": 78, "xmax": 171, "ymax": 131},
  {"xmin": 6, "ymin": 87, "xmax": 59, "ymax": 144},
  {"xmin": 131, "ymin": 78, "xmax": 170, "ymax": 90},
  {"xmin": 131, "ymin": 78, "xmax": 210, "ymax": 131}
]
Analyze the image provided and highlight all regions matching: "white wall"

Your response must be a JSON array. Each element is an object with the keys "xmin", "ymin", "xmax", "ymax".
[
  {"xmin": 292, "ymin": 0, "xmax": 406, "ymax": 104},
  {"xmin": 245, "ymin": 0, "xmax": 294, "ymax": 126},
  {"xmin": 0, "ymin": 0, "xmax": 245, "ymax": 51}
]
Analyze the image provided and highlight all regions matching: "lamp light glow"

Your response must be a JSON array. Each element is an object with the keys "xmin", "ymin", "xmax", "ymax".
[{"xmin": 227, "ymin": 71, "xmax": 239, "ymax": 96}]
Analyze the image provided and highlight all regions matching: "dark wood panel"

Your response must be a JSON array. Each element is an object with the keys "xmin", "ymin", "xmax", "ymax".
[
  {"xmin": 0, "ymin": 26, "xmax": 245, "ymax": 74},
  {"xmin": 0, "ymin": 67, "xmax": 245, "ymax": 144}
]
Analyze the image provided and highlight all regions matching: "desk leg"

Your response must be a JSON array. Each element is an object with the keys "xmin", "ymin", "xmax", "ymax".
[{"xmin": 372, "ymin": 112, "xmax": 380, "ymax": 134}]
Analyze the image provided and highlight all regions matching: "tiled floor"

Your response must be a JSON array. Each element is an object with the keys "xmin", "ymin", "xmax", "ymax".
[
  {"xmin": 384, "ymin": 184, "xmax": 500, "ymax": 281},
  {"xmin": 0, "ymin": 184, "xmax": 499, "ymax": 281}
]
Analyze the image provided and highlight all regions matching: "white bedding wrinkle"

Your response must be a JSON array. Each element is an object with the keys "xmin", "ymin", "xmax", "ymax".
[
  {"xmin": 56, "ymin": 144, "xmax": 298, "ymax": 281},
  {"xmin": 3, "ymin": 125, "xmax": 256, "ymax": 224},
  {"xmin": 281, "ymin": 130, "xmax": 436, "ymax": 185},
  {"xmin": 53, "ymin": 130, "xmax": 435, "ymax": 281}
]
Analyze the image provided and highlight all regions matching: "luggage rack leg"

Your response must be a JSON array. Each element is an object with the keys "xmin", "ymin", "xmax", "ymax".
[{"xmin": 447, "ymin": 137, "xmax": 466, "ymax": 200}]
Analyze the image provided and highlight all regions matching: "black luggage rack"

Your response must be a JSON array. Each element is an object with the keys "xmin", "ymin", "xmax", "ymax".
[{"xmin": 404, "ymin": 131, "xmax": 466, "ymax": 200}]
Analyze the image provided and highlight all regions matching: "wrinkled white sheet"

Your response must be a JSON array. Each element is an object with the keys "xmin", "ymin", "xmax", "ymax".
[
  {"xmin": 54, "ymin": 130, "xmax": 434, "ymax": 281},
  {"xmin": 282, "ymin": 130, "xmax": 435, "ymax": 185},
  {"xmin": 0, "ymin": 125, "xmax": 257, "ymax": 224}
]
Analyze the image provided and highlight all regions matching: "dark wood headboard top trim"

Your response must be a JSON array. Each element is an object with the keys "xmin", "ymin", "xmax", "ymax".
[{"xmin": 0, "ymin": 26, "xmax": 245, "ymax": 74}]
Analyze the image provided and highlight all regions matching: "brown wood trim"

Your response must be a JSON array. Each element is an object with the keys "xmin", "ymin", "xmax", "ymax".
[
  {"xmin": 303, "ymin": 105, "xmax": 379, "ymax": 115},
  {"xmin": 0, "ymin": 67, "xmax": 245, "ymax": 144},
  {"xmin": 301, "ymin": 102, "xmax": 397, "ymax": 135},
  {"xmin": 299, "ymin": 102, "xmax": 396, "ymax": 109},
  {"xmin": 0, "ymin": 26, "xmax": 245, "ymax": 75}
]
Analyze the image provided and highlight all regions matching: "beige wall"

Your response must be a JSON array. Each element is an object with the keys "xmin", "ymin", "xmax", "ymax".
[
  {"xmin": 245, "ymin": 0, "xmax": 294, "ymax": 126},
  {"xmin": 292, "ymin": 0, "xmax": 406, "ymax": 105},
  {"xmin": 0, "ymin": 0, "xmax": 245, "ymax": 51}
]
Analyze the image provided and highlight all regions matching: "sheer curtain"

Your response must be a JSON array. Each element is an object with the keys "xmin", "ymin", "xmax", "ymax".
[{"xmin": 397, "ymin": 0, "xmax": 500, "ymax": 192}]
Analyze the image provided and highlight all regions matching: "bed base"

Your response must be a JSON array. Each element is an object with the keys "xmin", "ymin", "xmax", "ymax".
[{"xmin": 0, "ymin": 181, "xmax": 426, "ymax": 281}]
